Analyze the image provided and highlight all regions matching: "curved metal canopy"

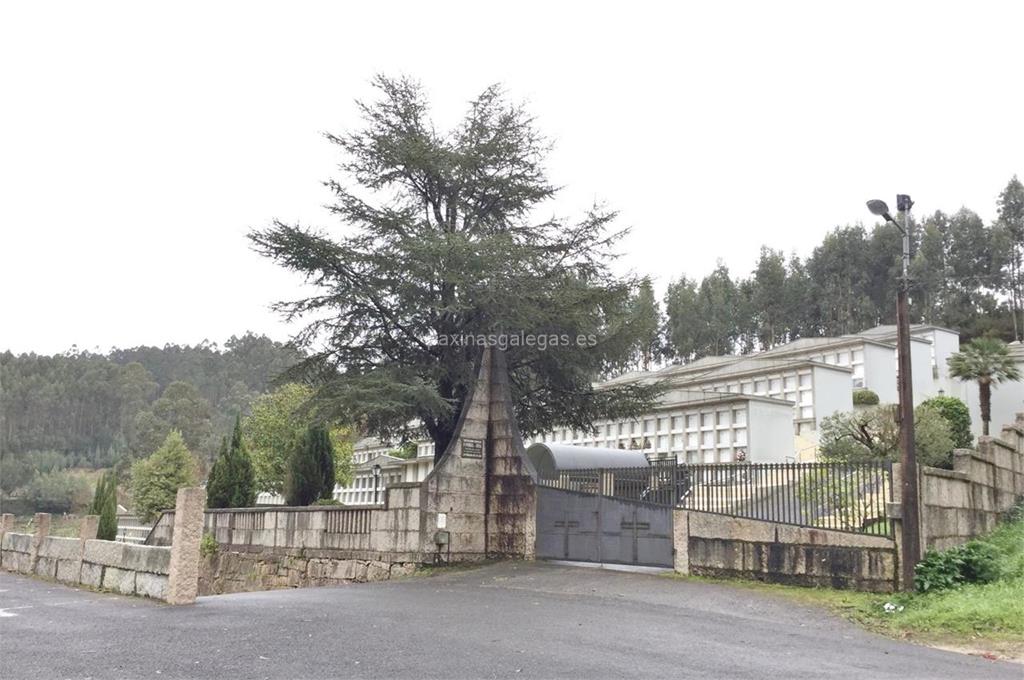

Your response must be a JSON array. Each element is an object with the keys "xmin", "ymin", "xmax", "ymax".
[{"xmin": 525, "ymin": 442, "xmax": 650, "ymax": 479}]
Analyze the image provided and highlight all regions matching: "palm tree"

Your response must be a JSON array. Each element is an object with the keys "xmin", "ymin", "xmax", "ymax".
[{"xmin": 947, "ymin": 338, "xmax": 1022, "ymax": 435}]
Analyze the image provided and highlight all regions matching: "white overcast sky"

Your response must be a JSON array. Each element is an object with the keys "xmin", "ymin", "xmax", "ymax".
[{"xmin": 2, "ymin": 1, "xmax": 1022, "ymax": 355}]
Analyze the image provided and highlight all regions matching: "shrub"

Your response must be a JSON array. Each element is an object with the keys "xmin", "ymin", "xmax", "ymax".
[
  {"xmin": 312, "ymin": 498, "xmax": 341, "ymax": 506},
  {"xmin": 914, "ymin": 540, "xmax": 1001, "ymax": 593},
  {"xmin": 819, "ymin": 405, "xmax": 954, "ymax": 468},
  {"xmin": 131, "ymin": 431, "xmax": 199, "ymax": 523},
  {"xmin": 852, "ymin": 388, "xmax": 879, "ymax": 406},
  {"xmin": 920, "ymin": 396, "xmax": 972, "ymax": 449},
  {"xmin": 199, "ymin": 532, "xmax": 218, "ymax": 558}
]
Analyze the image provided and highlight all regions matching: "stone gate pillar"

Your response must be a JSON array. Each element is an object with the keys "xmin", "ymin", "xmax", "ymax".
[{"xmin": 166, "ymin": 487, "xmax": 206, "ymax": 605}]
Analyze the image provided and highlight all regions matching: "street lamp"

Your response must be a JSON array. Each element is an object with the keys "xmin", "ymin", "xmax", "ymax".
[
  {"xmin": 866, "ymin": 195, "xmax": 920, "ymax": 592},
  {"xmin": 372, "ymin": 463, "xmax": 382, "ymax": 505}
]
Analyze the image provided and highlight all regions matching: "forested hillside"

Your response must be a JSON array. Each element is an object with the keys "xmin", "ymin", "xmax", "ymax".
[{"xmin": 0, "ymin": 333, "xmax": 300, "ymax": 471}]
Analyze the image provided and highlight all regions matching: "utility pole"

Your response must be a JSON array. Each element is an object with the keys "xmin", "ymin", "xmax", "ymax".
[
  {"xmin": 895, "ymin": 194, "xmax": 920, "ymax": 591},
  {"xmin": 866, "ymin": 194, "xmax": 921, "ymax": 591}
]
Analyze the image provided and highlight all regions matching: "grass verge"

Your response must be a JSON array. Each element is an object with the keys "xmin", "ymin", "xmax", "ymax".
[{"xmin": 667, "ymin": 511, "xmax": 1024, "ymax": 661}]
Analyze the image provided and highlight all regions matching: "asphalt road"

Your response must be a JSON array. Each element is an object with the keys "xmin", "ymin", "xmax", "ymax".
[{"xmin": 0, "ymin": 562, "xmax": 1018, "ymax": 680}]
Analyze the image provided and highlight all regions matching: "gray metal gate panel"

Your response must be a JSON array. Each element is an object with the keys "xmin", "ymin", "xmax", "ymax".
[{"xmin": 536, "ymin": 486, "xmax": 673, "ymax": 567}]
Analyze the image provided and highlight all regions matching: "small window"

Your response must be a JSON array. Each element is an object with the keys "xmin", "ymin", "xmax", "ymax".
[{"xmin": 733, "ymin": 409, "xmax": 747, "ymax": 426}]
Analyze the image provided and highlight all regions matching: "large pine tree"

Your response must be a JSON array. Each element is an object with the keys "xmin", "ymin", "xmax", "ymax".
[{"xmin": 250, "ymin": 76, "xmax": 661, "ymax": 456}]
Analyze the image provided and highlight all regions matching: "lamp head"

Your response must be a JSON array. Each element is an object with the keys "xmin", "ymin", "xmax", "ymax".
[{"xmin": 866, "ymin": 199, "xmax": 890, "ymax": 217}]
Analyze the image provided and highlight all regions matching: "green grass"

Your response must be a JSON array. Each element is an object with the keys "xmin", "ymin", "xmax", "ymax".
[
  {"xmin": 668, "ymin": 509, "xmax": 1024, "ymax": 654},
  {"xmin": 14, "ymin": 514, "xmax": 84, "ymax": 537}
]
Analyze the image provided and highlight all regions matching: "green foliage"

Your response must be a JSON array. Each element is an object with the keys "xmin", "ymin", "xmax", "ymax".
[
  {"xmin": 915, "ymin": 542, "xmax": 1000, "ymax": 593},
  {"xmin": 921, "ymin": 396, "xmax": 972, "ymax": 449},
  {"xmin": 312, "ymin": 498, "xmax": 341, "ymax": 506},
  {"xmin": 627, "ymin": 277, "xmax": 663, "ymax": 371},
  {"xmin": 242, "ymin": 383, "xmax": 355, "ymax": 494},
  {"xmin": 22, "ymin": 470, "xmax": 91, "ymax": 514},
  {"xmin": 206, "ymin": 417, "xmax": 256, "ymax": 509},
  {"xmin": 819, "ymin": 405, "xmax": 955, "ymax": 468},
  {"xmin": 388, "ymin": 441, "xmax": 418, "ymax": 460},
  {"xmin": 284, "ymin": 424, "xmax": 335, "ymax": 506},
  {"xmin": 249, "ymin": 75, "xmax": 664, "ymax": 456},
  {"xmin": 0, "ymin": 334, "xmax": 301, "ymax": 469},
  {"xmin": 1, "ymin": 452, "xmax": 35, "ymax": 496},
  {"xmin": 88, "ymin": 471, "xmax": 108, "ymax": 515},
  {"xmin": 97, "ymin": 472, "xmax": 118, "ymax": 540},
  {"xmin": 130, "ymin": 431, "xmax": 199, "ymax": 523},
  {"xmin": 199, "ymin": 532, "xmax": 218, "ymax": 558},
  {"xmin": 852, "ymin": 389, "xmax": 879, "ymax": 406}
]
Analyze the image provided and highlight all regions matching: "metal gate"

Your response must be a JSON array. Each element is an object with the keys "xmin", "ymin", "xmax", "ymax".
[{"xmin": 535, "ymin": 486, "xmax": 674, "ymax": 567}]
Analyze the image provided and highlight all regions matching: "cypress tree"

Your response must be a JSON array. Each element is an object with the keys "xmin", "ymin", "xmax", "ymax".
[
  {"xmin": 97, "ymin": 472, "xmax": 118, "ymax": 541},
  {"xmin": 285, "ymin": 424, "xmax": 335, "ymax": 506},
  {"xmin": 227, "ymin": 416, "xmax": 256, "ymax": 508},
  {"xmin": 206, "ymin": 436, "xmax": 231, "ymax": 509},
  {"xmin": 89, "ymin": 473, "xmax": 107, "ymax": 515},
  {"xmin": 206, "ymin": 417, "xmax": 256, "ymax": 509},
  {"xmin": 315, "ymin": 426, "xmax": 336, "ymax": 501}
]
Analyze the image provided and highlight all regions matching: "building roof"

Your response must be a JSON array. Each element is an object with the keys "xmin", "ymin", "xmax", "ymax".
[
  {"xmin": 855, "ymin": 323, "xmax": 960, "ymax": 342},
  {"xmin": 525, "ymin": 443, "xmax": 649, "ymax": 478},
  {"xmin": 354, "ymin": 453, "xmax": 407, "ymax": 471}
]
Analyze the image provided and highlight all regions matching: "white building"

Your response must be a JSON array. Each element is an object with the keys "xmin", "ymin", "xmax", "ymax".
[
  {"xmin": 279, "ymin": 323, "xmax": 993, "ymax": 505},
  {"xmin": 335, "ymin": 437, "xmax": 435, "ymax": 506},
  {"xmin": 532, "ymin": 389, "xmax": 796, "ymax": 464}
]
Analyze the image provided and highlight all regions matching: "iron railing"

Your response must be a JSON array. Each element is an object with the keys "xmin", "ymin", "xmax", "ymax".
[{"xmin": 537, "ymin": 460, "xmax": 893, "ymax": 537}]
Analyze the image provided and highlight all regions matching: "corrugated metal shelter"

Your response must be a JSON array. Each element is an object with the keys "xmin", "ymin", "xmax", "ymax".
[{"xmin": 525, "ymin": 443, "xmax": 649, "ymax": 479}]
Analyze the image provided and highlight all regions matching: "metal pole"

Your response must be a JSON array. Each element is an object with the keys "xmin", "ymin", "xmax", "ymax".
[{"xmin": 896, "ymin": 202, "xmax": 921, "ymax": 591}]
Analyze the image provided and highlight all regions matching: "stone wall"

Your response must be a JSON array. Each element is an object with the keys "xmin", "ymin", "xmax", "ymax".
[
  {"xmin": 199, "ymin": 549, "xmax": 417, "ymax": 595},
  {"xmin": 1, "ymin": 488, "xmax": 207, "ymax": 605},
  {"xmin": 674, "ymin": 510, "xmax": 898, "ymax": 592},
  {"xmin": 917, "ymin": 414, "xmax": 1024, "ymax": 552},
  {"xmin": 0, "ymin": 514, "xmax": 172, "ymax": 600}
]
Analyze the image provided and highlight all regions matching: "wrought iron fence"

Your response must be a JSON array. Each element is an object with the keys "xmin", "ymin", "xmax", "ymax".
[{"xmin": 537, "ymin": 460, "xmax": 893, "ymax": 537}]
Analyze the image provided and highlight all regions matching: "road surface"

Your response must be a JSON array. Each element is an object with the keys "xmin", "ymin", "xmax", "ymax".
[{"xmin": 0, "ymin": 562, "xmax": 1017, "ymax": 679}]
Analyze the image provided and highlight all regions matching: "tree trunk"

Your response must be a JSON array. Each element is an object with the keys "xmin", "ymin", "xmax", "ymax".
[{"xmin": 980, "ymin": 378, "xmax": 991, "ymax": 436}]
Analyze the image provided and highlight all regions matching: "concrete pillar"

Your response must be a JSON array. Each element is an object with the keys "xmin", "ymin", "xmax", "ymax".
[
  {"xmin": 29, "ymin": 513, "xmax": 51, "ymax": 573},
  {"xmin": 79, "ymin": 515, "xmax": 99, "ymax": 540},
  {"xmin": 0, "ymin": 513, "xmax": 13, "ymax": 539},
  {"xmin": 166, "ymin": 487, "xmax": 206, "ymax": 605},
  {"xmin": 673, "ymin": 509, "xmax": 690, "ymax": 575}
]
